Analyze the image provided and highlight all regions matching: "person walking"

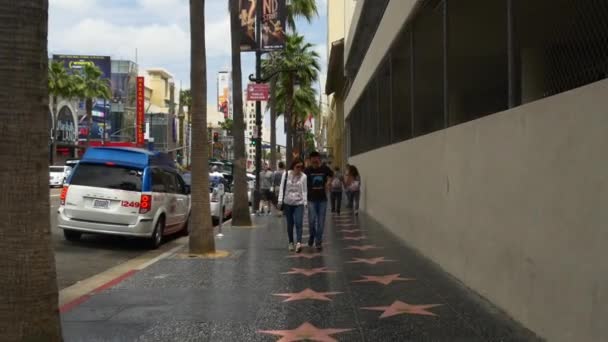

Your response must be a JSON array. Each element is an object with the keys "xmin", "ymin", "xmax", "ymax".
[
  {"xmin": 330, "ymin": 166, "xmax": 344, "ymax": 215},
  {"xmin": 271, "ymin": 162, "xmax": 286, "ymax": 216},
  {"xmin": 258, "ymin": 164, "xmax": 273, "ymax": 215},
  {"xmin": 304, "ymin": 151, "xmax": 334, "ymax": 250},
  {"xmin": 344, "ymin": 164, "xmax": 353, "ymax": 209},
  {"xmin": 278, "ymin": 159, "xmax": 307, "ymax": 253},
  {"xmin": 345, "ymin": 164, "xmax": 361, "ymax": 216}
]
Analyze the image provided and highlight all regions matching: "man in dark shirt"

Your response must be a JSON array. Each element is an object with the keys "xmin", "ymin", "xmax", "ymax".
[{"xmin": 304, "ymin": 151, "xmax": 333, "ymax": 250}]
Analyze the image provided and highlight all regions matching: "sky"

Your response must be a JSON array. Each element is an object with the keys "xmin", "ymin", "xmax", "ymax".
[{"xmin": 48, "ymin": 0, "xmax": 329, "ymax": 115}]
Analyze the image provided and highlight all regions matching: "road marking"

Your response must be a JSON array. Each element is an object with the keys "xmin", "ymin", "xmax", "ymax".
[{"xmin": 58, "ymin": 237, "xmax": 187, "ymax": 310}]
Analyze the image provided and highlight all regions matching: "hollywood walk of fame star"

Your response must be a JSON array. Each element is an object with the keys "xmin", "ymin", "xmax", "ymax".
[
  {"xmin": 272, "ymin": 288, "xmax": 342, "ymax": 302},
  {"xmin": 342, "ymin": 236, "xmax": 367, "ymax": 241},
  {"xmin": 347, "ymin": 257, "xmax": 395, "ymax": 265},
  {"xmin": 282, "ymin": 267, "xmax": 336, "ymax": 276},
  {"xmin": 361, "ymin": 300, "xmax": 442, "ymax": 318},
  {"xmin": 339, "ymin": 229, "xmax": 362, "ymax": 233},
  {"xmin": 286, "ymin": 253, "xmax": 324, "ymax": 259},
  {"xmin": 352, "ymin": 274, "xmax": 414, "ymax": 285},
  {"xmin": 258, "ymin": 322, "xmax": 352, "ymax": 342},
  {"xmin": 344, "ymin": 245, "xmax": 381, "ymax": 251}
]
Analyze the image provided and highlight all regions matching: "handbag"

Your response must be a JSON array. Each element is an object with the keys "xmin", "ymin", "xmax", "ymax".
[{"xmin": 277, "ymin": 170, "xmax": 289, "ymax": 211}]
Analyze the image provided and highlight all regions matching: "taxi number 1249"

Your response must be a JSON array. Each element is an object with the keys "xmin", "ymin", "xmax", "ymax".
[{"xmin": 121, "ymin": 201, "xmax": 140, "ymax": 208}]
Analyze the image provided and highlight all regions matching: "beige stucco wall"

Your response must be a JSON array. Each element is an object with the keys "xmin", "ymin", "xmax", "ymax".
[{"xmin": 350, "ymin": 79, "xmax": 608, "ymax": 342}]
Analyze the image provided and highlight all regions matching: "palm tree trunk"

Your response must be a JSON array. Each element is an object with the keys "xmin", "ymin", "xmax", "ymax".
[
  {"xmin": 269, "ymin": 79, "xmax": 277, "ymax": 169},
  {"xmin": 51, "ymin": 95, "xmax": 59, "ymax": 164},
  {"xmin": 189, "ymin": 0, "xmax": 215, "ymax": 254},
  {"xmin": 86, "ymin": 97, "xmax": 93, "ymax": 148},
  {"xmin": 0, "ymin": 1, "xmax": 62, "ymax": 340},
  {"xmin": 285, "ymin": 74, "xmax": 295, "ymax": 166},
  {"xmin": 229, "ymin": 0, "xmax": 252, "ymax": 226}
]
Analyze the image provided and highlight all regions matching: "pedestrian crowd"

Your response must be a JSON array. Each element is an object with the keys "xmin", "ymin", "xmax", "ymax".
[{"xmin": 275, "ymin": 151, "xmax": 361, "ymax": 253}]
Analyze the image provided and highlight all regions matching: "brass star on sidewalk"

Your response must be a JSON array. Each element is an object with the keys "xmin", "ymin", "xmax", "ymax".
[
  {"xmin": 258, "ymin": 322, "xmax": 352, "ymax": 342},
  {"xmin": 339, "ymin": 229, "xmax": 362, "ymax": 233},
  {"xmin": 347, "ymin": 257, "xmax": 395, "ymax": 265},
  {"xmin": 273, "ymin": 288, "xmax": 342, "ymax": 302},
  {"xmin": 286, "ymin": 253, "xmax": 324, "ymax": 259},
  {"xmin": 282, "ymin": 267, "xmax": 336, "ymax": 276},
  {"xmin": 345, "ymin": 245, "xmax": 381, "ymax": 251},
  {"xmin": 362, "ymin": 300, "xmax": 442, "ymax": 318},
  {"xmin": 342, "ymin": 236, "xmax": 367, "ymax": 241},
  {"xmin": 352, "ymin": 274, "xmax": 414, "ymax": 285}
]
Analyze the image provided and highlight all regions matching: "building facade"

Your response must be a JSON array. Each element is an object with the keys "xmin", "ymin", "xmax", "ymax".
[{"xmin": 327, "ymin": 1, "xmax": 608, "ymax": 341}]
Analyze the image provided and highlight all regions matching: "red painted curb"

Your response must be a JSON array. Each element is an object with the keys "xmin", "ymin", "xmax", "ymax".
[{"xmin": 59, "ymin": 269, "xmax": 138, "ymax": 313}]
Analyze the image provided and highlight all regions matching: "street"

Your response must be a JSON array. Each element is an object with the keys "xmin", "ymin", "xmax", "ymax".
[{"xmin": 50, "ymin": 188, "xmax": 154, "ymax": 290}]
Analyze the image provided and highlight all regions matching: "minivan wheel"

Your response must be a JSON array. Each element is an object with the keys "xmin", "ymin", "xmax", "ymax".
[
  {"xmin": 64, "ymin": 229, "xmax": 82, "ymax": 241},
  {"xmin": 149, "ymin": 217, "xmax": 165, "ymax": 249}
]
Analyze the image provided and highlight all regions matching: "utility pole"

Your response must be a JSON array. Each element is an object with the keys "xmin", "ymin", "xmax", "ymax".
[{"xmin": 253, "ymin": 0, "xmax": 263, "ymax": 212}]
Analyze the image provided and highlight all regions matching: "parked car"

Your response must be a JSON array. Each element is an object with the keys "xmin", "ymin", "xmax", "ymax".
[
  {"xmin": 49, "ymin": 166, "xmax": 71, "ymax": 187},
  {"xmin": 181, "ymin": 172, "xmax": 234, "ymax": 222},
  {"xmin": 57, "ymin": 147, "xmax": 191, "ymax": 249}
]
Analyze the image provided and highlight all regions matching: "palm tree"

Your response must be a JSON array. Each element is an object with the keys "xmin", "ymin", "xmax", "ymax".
[
  {"xmin": 189, "ymin": 0, "xmax": 215, "ymax": 254},
  {"xmin": 268, "ymin": 0, "xmax": 319, "ymax": 167},
  {"xmin": 180, "ymin": 89, "xmax": 192, "ymax": 167},
  {"xmin": 48, "ymin": 61, "xmax": 78, "ymax": 164},
  {"xmin": 264, "ymin": 33, "xmax": 320, "ymax": 165},
  {"xmin": 229, "ymin": 0, "xmax": 253, "ymax": 226},
  {"xmin": 74, "ymin": 64, "xmax": 111, "ymax": 148},
  {"xmin": 0, "ymin": 1, "xmax": 62, "ymax": 340}
]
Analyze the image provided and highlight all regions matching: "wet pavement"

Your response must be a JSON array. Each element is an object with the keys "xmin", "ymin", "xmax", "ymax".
[{"xmin": 61, "ymin": 210, "xmax": 541, "ymax": 341}]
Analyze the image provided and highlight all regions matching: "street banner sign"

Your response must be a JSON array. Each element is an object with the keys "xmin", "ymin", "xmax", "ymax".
[
  {"xmin": 239, "ymin": 0, "xmax": 257, "ymax": 51},
  {"xmin": 53, "ymin": 54, "xmax": 111, "ymax": 79},
  {"xmin": 247, "ymin": 83, "xmax": 270, "ymax": 101},
  {"xmin": 136, "ymin": 77, "xmax": 145, "ymax": 146},
  {"xmin": 261, "ymin": 0, "xmax": 286, "ymax": 51}
]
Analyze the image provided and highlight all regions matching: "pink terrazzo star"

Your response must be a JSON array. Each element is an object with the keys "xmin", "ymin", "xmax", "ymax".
[
  {"xmin": 282, "ymin": 267, "xmax": 336, "ymax": 276},
  {"xmin": 362, "ymin": 300, "xmax": 442, "ymax": 318},
  {"xmin": 342, "ymin": 236, "xmax": 367, "ymax": 241},
  {"xmin": 273, "ymin": 288, "xmax": 342, "ymax": 302},
  {"xmin": 286, "ymin": 253, "xmax": 324, "ymax": 259},
  {"xmin": 352, "ymin": 274, "xmax": 414, "ymax": 285},
  {"xmin": 347, "ymin": 257, "xmax": 395, "ymax": 265},
  {"xmin": 258, "ymin": 322, "xmax": 352, "ymax": 342},
  {"xmin": 344, "ymin": 245, "xmax": 381, "ymax": 251}
]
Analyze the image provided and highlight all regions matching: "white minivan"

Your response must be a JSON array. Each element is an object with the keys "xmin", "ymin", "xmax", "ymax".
[{"xmin": 57, "ymin": 147, "xmax": 191, "ymax": 248}]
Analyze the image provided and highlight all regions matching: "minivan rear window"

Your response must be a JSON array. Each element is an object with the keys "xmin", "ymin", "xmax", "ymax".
[
  {"xmin": 50, "ymin": 167, "xmax": 65, "ymax": 172},
  {"xmin": 70, "ymin": 163, "xmax": 143, "ymax": 192}
]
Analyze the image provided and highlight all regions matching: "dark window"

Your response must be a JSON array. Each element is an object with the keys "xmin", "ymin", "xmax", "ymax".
[
  {"xmin": 163, "ymin": 170, "xmax": 178, "ymax": 193},
  {"xmin": 391, "ymin": 29, "xmax": 413, "ymax": 143},
  {"xmin": 377, "ymin": 56, "xmax": 392, "ymax": 147},
  {"xmin": 175, "ymin": 174, "xmax": 187, "ymax": 194},
  {"xmin": 71, "ymin": 164, "xmax": 142, "ymax": 192},
  {"xmin": 152, "ymin": 168, "xmax": 166, "ymax": 193},
  {"xmin": 412, "ymin": 2, "xmax": 445, "ymax": 137}
]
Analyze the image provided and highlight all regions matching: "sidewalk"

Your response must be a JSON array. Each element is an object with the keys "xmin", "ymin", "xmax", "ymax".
[{"xmin": 61, "ymin": 211, "xmax": 540, "ymax": 342}]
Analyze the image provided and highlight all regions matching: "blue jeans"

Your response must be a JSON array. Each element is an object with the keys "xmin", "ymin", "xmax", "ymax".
[
  {"xmin": 307, "ymin": 200, "xmax": 328, "ymax": 246},
  {"xmin": 285, "ymin": 204, "xmax": 304, "ymax": 243}
]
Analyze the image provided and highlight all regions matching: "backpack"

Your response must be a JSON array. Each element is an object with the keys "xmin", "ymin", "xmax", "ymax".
[{"xmin": 331, "ymin": 176, "xmax": 343, "ymax": 190}]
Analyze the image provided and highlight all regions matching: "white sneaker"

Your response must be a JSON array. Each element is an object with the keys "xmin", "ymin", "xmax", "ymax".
[
  {"xmin": 295, "ymin": 243, "xmax": 302, "ymax": 253},
  {"xmin": 288, "ymin": 243, "xmax": 295, "ymax": 252}
]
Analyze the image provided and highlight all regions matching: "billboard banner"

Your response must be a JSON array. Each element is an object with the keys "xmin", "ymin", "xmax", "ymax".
[
  {"xmin": 217, "ymin": 72, "xmax": 231, "ymax": 118},
  {"xmin": 239, "ymin": 0, "xmax": 257, "ymax": 51},
  {"xmin": 53, "ymin": 54, "xmax": 111, "ymax": 79},
  {"xmin": 136, "ymin": 77, "xmax": 145, "ymax": 145},
  {"xmin": 261, "ymin": 0, "xmax": 286, "ymax": 50}
]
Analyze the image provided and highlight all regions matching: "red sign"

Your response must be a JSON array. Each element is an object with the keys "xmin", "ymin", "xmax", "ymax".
[
  {"xmin": 247, "ymin": 83, "xmax": 270, "ymax": 101},
  {"xmin": 136, "ymin": 77, "xmax": 145, "ymax": 145}
]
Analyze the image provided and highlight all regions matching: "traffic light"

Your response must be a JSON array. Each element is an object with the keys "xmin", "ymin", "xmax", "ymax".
[
  {"xmin": 213, "ymin": 132, "xmax": 219, "ymax": 143},
  {"xmin": 250, "ymin": 139, "xmax": 257, "ymax": 147}
]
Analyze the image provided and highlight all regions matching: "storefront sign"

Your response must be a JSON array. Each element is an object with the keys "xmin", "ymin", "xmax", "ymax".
[
  {"xmin": 247, "ymin": 83, "xmax": 270, "ymax": 101},
  {"xmin": 136, "ymin": 77, "xmax": 145, "ymax": 145}
]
